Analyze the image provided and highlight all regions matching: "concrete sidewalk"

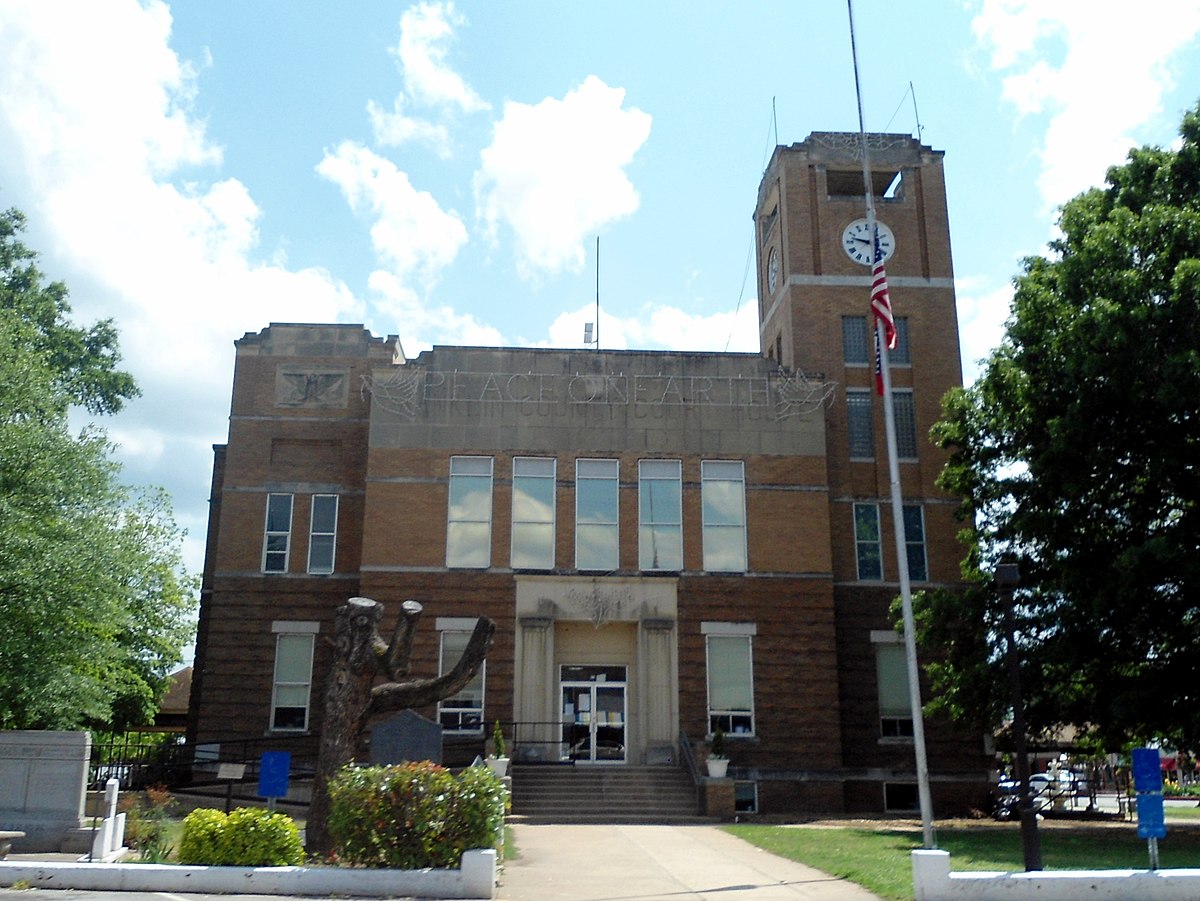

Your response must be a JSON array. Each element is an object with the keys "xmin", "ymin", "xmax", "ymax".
[{"xmin": 498, "ymin": 824, "xmax": 884, "ymax": 901}]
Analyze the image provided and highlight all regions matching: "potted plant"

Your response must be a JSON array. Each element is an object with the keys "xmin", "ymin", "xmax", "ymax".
[
  {"xmin": 487, "ymin": 720, "xmax": 510, "ymax": 777},
  {"xmin": 706, "ymin": 726, "xmax": 729, "ymax": 778}
]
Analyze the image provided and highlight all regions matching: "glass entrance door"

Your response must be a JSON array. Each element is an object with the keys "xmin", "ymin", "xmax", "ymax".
[{"xmin": 560, "ymin": 665, "xmax": 626, "ymax": 764}]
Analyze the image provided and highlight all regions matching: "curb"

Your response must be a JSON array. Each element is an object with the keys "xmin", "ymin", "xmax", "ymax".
[{"xmin": 0, "ymin": 849, "xmax": 496, "ymax": 899}]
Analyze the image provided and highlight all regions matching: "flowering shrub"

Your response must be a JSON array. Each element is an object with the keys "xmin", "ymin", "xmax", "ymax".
[
  {"xmin": 119, "ymin": 785, "xmax": 176, "ymax": 862},
  {"xmin": 177, "ymin": 807, "xmax": 304, "ymax": 866},
  {"xmin": 327, "ymin": 761, "xmax": 508, "ymax": 869}
]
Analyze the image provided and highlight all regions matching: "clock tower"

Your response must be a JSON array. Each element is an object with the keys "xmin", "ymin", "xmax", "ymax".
[
  {"xmin": 754, "ymin": 131, "xmax": 964, "ymax": 582},
  {"xmin": 755, "ymin": 133, "xmax": 979, "ymax": 811}
]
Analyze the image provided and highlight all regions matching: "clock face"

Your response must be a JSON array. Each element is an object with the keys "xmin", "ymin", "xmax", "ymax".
[
  {"xmin": 841, "ymin": 218, "xmax": 895, "ymax": 266},
  {"xmin": 767, "ymin": 247, "xmax": 779, "ymax": 293}
]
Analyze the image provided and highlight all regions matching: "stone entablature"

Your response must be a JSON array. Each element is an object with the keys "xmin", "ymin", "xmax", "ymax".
[{"xmin": 367, "ymin": 346, "xmax": 832, "ymax": 457}]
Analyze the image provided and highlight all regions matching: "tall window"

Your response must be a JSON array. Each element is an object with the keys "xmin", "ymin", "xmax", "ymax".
[
  {"xmin": 704, "ymin": 623, "xmax": 756, "ymax": 735},
  {"xmin": 308, "ymin": 494, "xmax": 338, "ymax": 574},
  {"xmin": 842, "ymin": 316, "xmax": 869, "ymax": 365},
  {"xmin": 271, "ymin": 622, "xmax": 316, "ymax": 731},
  {"xmin": 576, "ymin": 458, "xmax": 619, "ymax": 570},
  {"xmin": 891, "ymin": 317, "xmax": 911, "ymax": 366},
  {"xmin": 437, "ymin": 625, "xmax": 485, "ymax": 733},
  {"xmin": 638, "ymin": 460, "xmax": 682, "ymax": 571},
  {"xmin": 447, "ymin": 456, "xmax": 493, "ymax": 568},
  {"xmin": 903, "ymin": 504, "xmax": 928, "ymax": 582},
  {"xmin": 854, "ymin": 502, "xmax": 883, "ymax": 580},
  {"xmin": 847, "ymin": 390, "xmax": 874, "ymax": 459},
  {"xmin": 701, "ymin": 460, "xmax": 747, "ymax": 572},
  {"xmin": 875, "ymin": 640, "xmax": 915, "ymax": 739},
  {"xmin": 262, "ymin": 493, "xmax": 293, "ymax": 573},
  {"xmin": 892, "ymin": 391, "xmax": 918, "ymax": 459},
  {"xmin": 850, "ymin": 315, "xmax": 908, "ymax": 365},
  {"xmin": 511, "ymin": 457, "xmax": 555, "ymax": 570}
]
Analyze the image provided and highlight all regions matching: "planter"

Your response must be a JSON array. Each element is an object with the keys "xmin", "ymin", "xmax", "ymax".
[
  {"xmin": 486, "ymin": 756, "xmax": 510, "ymax": 778},
  {"xmin": 706, "ymin": 758, "xmax": 729, "ymax": 778}
]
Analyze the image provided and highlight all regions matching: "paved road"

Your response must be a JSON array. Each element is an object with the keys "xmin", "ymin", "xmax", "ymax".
[{"xmin": 498, "ymin": 824, "xmax": 883, "ymax": 901}]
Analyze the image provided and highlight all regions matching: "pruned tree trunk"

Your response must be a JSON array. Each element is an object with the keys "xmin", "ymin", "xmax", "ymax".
[{"xmin": 305, "ymin": 596, "xmax": 494, "ymax": 857}]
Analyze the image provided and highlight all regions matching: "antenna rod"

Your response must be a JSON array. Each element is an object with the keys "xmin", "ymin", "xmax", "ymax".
[
  {"xmin": 847, "ymin": 0, "xmax": 935, "ymax": 851},
  {"xmin": 910, "ymin": 80, "xmax": 923, "ymax": 141},
  {"xmin": 595, "ymin": 236, "xmax": 600, "ymax": 351}
]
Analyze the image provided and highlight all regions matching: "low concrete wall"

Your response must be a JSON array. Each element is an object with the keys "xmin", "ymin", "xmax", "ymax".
[
  {"xmin": 0, "ymin": 849, "xmax": 496, "ymax": 900},
  {"xmin": 0, "ymin": 732, "xmax": 89, "ymax": 851},
  {"xmin": 913, "ymin": 850, "xmax": 1200, "ymax": 901}
]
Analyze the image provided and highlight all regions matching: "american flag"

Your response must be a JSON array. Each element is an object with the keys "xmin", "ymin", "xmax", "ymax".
[
  {"xmin": 874, "ymin": 328, "xmax": 884, "ymax": 396},
  {"xmin": 871, "ymin": 232, "xmax": 896, "ymax": 351},
  {"xmin": 871, "ymin": 230, "xmax": 895, "ymax": 396}
]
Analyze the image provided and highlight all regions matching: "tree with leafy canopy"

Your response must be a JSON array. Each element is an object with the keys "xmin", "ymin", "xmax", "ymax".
[
  {"xmin": 921, "ymin": 101, "xmax": 1200, "ymax": 753},
  {"xmin": 0, "ymin": 206, "xmax": 194, "ymax": 731}
]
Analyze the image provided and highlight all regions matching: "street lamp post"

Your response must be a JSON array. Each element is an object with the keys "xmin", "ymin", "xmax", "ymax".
[{"xmin": 997, "ymin": 562, "xmax": 1042, "ymax": 871}]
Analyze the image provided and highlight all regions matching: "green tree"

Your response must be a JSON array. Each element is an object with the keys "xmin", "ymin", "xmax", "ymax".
[
  {"xmin": 924, "ymin": 102, "xmax": 1200, "ymax": 751},
  {"xmin": 0, "ymin": 206, "xmax": 194, "ymax": 731}
]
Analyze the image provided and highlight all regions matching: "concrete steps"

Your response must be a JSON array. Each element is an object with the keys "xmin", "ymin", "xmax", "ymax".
[{"xmin": 510, "ymin": 764, "xmax": 714, "ymax": 824}]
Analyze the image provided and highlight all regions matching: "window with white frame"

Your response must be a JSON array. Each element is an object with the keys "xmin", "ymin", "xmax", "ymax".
[
  {"xmin": 511, "ymin": 457, "xmax": 555, "ymax": 570},
  {"xmin": 704, "ymin": 622, "xmax": 756, "ymax": 736},
  {"xmin": 262, "ymin": 493, "xmax": 293, "ymax": 573},
  {"xmin": 701, "ymin": 460, "xmax": 747, "ymax": 572},
  {"xmin": 903, "ymin": 504, "xmax": 928, "ymax": 582},
  {"xmin": 638, "ymin": 459, "xmax": 682, "ymax": 571},
  {"xmin": 874, "ymin": 634, "xmax": 915, "ymax": 739},
  {"xmin": 847, "ymin": 390, "xmax": 874, "ymax": 459},
  {"xmin": 446, "ymin": 456, "xmax": 493, "ymax": 568},
  {"xmin": 842, "ymin": 316, "xmax": 869, "ymax": 366},
  {"xmin": 854, "ymin": 502, "xmax": 883, "ymax": 581},
  {"xmin": 307, "ymin": 494, "xmax": 338, "ymax": 574},
  {"xmin": 892, "ymin": 390, "xmax": 918, "ymax": 459},
  {"xmin": 270, "ymin": 622, "xmax": 317, "ymax": 731},
  {"xmin": 576, "ymin": 458, "xmax": 619, "ymax": 570},
  {"xmin": 437, "ymin": 622, "xmax": 485, "ymax": 733}
]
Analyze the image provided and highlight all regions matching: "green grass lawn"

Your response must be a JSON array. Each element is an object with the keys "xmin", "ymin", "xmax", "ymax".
[{"xmin": 726, "ymin": 820, "xmax": 1200, "ymax": 901}]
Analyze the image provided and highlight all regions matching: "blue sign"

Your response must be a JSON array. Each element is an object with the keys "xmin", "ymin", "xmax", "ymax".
[
  {"xmin": 1136, "ymin": 793, "xmax": 1167, "ymax": 839},
  {"xmin": 258, "ymin": 751, "xmax": 291, "ymax": 799},
  {"xmin": 1132, "ymin": 748, "xmax": 1163, "ymax": 793}
]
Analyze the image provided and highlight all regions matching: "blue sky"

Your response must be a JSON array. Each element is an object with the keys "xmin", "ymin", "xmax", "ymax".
[{"xmin": 2, "ymin": 0, "xmax": 1199, "ymax": 581}]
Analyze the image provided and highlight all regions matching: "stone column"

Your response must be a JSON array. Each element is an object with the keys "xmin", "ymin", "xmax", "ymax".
[
  {"xmin": 638, "ymin": 617, "xmax": 678, "ymax": 764},
  {"xmin": 515, "ymin": 615, "xmax": 555, "ymax": 761}
]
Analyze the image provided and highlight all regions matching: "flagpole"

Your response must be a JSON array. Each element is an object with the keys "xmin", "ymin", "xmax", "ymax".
[{"xmin": 847, "ymin": 0, "xmax": 935, "ymax": 850}]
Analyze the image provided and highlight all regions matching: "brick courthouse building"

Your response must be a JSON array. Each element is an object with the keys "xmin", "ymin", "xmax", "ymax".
[{"xmin": 188, "ymin": 132, "xmax": 992, "ymax": 815}]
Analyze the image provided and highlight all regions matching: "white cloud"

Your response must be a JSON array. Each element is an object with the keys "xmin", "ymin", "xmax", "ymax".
[
  {"xmin": 397, "ymin": 2, "xmax": 488, "ymax": 113},
  {"xmin": 954, "ymin": 276, "xmax": 1014, "ymax": 386},
  {"xmin": 369, "ymin": 1, "xmax": 487, "ymax": 154},
  {"xmin": 368, "ymin": 269, "xmax": 505, "ymax": 350},
  {"xmin": 368, "ymin": 96, "xmax": 452, "ymax": 156},
  {"xmin": 316, "ymin": 141, "xmax": 499, "ymax": 348},
  {"xmin": 0, "ymin": 0, "xmax": 365, "ymax": 577},
  {"xmin": 317, "ymin": 140, "xmax": 468, "ymax": 286},
  {"xmin": 972, "ymin": 0, "xmax": 1200, "ymax": 211},
  {"xmin": 474, "ymin": 76, "xmax": 652, "ymax": 276},
  {"xmin": 545, "ymin": 299, "xmax": 759, "ymax": 355}
]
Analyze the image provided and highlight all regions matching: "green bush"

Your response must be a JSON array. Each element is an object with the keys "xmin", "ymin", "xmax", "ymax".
[
  {"xmin": 177, "ymin": 809, "xmax": 226, "ymax": 864},
  {"xmin": 327, "ymin": 760, "xmax": 508, "ymax": 869},
  {"xmin": 177, "ymin": 807, "xmax": 304, "ymax": 866}
]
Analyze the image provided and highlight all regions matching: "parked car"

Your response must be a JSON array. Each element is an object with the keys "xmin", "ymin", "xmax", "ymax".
[{"xmin": 994, "ymin": 769, "xmax": 1089, "ymax": 818}]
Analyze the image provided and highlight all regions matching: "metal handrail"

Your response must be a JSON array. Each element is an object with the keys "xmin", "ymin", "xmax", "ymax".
[{"xmin": 679, "ymin": 729, "xmax": 702, "ymax": 786}]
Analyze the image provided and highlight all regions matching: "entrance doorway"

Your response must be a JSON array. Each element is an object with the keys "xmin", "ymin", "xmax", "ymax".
[{"xmin": 560, "ymin": 664, "xmax": 626, "ymax": 763}]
